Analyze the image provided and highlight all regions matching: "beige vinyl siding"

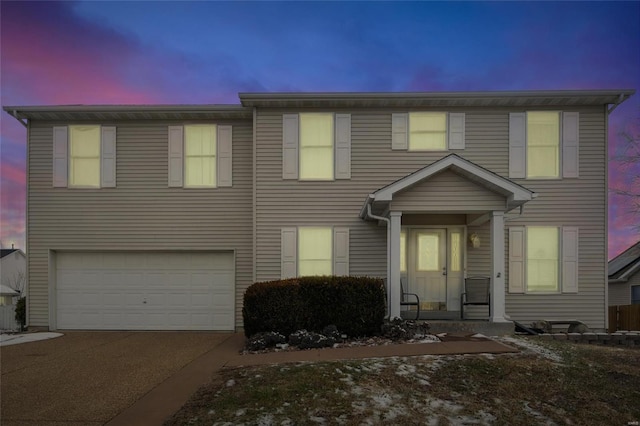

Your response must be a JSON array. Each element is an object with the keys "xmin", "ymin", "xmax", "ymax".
[
  {"xmin": 255, "ymin": 106, "xmax": 607, "ymax": 329},
  {"xmin": 27, "ymin": 120, "xmax": 253, "ymax": 328},
  {"xmin": 390, "ymin": 170, "xmax": 505, "ymax": 212},
  {"xmin": 608, "ymin": 282, "xmax": 631, "ymax": 306}
]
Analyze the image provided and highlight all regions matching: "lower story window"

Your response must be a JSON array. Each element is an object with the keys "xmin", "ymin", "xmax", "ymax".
[
  {"xmin": 298, "ymin": 227, "xmax": 332, "ymax": 276},
  {"xmin": 632, "ymin": 286, "xmax": 640, "ymax": 305},
  {"xmin": 527, "ymin": 227, "xmax": 559, "ymax": 292}
]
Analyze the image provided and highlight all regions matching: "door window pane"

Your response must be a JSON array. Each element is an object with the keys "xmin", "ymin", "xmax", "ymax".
[
  {"xmin": 527, "ymin": 227, "xmax": 559, "ymax": 292},
  {"xmin": 527, "ymin": 112, "xmax": 559, "ymax": 178},
  {"xmin": 417, "ymin": 234, "xmax": 439, "ymax": 271},
  {"xmin": 69, "ymin": 125, "xmax": 100, "ymax": 187},
  {"xmin": 300, "ymin": 113, "xmax": 334, "ymax": 180},
  {"xmin": 409, "ymin": 112, "xmax": 447, "ymax": 151},
  {"xmin": 185, "ymin": 125, "xmax": 216, "ymax": 187},
  {"xmin": 298, "ymin": 227, "xmax": 332, "ymax": 276}
]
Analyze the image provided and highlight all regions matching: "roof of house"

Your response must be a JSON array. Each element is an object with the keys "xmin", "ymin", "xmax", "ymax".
[
  {"xmin": 0, "ymin": 284, "xmax": 19, "ymax": 296},
  {"xmin": 3, "ymin": 89, "xmax": 635, "ymax": 123},
  {"xmin": 609, "ymin": 241, "xmax": 640, "ymax": 281},
  {"xmin": 0, "ymin": 249, "xmax": 20, "ymax": 259}
]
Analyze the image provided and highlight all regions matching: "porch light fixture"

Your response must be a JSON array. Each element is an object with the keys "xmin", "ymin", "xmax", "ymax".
[{"xmin": 469, "ymin": 233, "xmax": 481, "ymax": 248}]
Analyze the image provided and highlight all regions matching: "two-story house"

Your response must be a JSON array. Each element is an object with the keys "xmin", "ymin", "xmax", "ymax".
[{"xmin": 4, "ymin": 89, "xmax": 634, "ymax": 332}]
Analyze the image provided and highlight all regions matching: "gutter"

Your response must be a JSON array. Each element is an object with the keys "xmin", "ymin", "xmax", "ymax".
[
  {"xmin": 365, "ymin": 203, "xmax": 392, "ymax": 320},
  {"xmin": 7, "ymin": 110, "xmax": 27, "ymax": 127},
  {"xmin": 607, "ymin": 92, "xmax": 633, "ymax": 115}
]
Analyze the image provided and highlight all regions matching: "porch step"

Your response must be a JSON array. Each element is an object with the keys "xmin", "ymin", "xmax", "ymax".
[{"xmin": 426, "ymin": 320, "xmax": 514, "ymax": 336}]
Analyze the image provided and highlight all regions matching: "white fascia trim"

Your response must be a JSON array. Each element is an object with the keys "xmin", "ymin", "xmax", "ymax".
[{"xmin": 618, "ymin": 259, "xmax": 640, "ymax": 281}]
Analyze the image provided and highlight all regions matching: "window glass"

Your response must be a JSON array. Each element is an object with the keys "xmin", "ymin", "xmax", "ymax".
[
  {"xmin": 185, "ymin": 125, "xmax": 216, "ymax": 187},
  {"xmin": 69, "ymin": 125, "xmax": 101, "ymax": 187},
  {"xmin": 631, "ymin": 286, "xmax": 640, "ymax": 305},
  {"xmin": 451, "ymin": 232, "xmax": 461, "ymax": 272},
  {"xmin": 527, "ymin": 112, "xmax": 560, "ymax": 178},
  {"xmin": 409, "ymin": 112, "xmax": 447, "ymax": 151},
  {"xmin": 298, "ymin": 227, "xmax": 332, "ymax": 276},
  {"xmin": 417, "ymin": 234, "xmax": 439, "ymax": 271},
  {"xmin": 400, "ymin": 230, "xmax": 407, "ymax": 272},
  {"xmin": 527, "ymin": 227, "xmax": 559, "ymax": 292},
  {"xmin": 300, "ymin": 113, "xmax": 333, "ymax": 180}
]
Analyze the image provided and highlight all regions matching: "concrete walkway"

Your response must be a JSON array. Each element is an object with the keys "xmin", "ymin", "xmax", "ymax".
[{"xmin": 1, "ymin": 332, "xmax": 517, "ymax": 426}]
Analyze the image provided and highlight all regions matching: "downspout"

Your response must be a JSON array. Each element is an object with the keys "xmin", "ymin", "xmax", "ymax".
[{"xmin": 366, "ymin": 203, "xmax": 392, "ymax": 319}]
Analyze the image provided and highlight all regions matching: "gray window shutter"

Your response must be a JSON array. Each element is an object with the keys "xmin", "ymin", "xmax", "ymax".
[
  {"xmin": 448, "ymin": 113, "xmax": 465, "ymax": 150},
  {"xmin": 168, "ymin": 126, "xmax": 184, "ymax": 187},
  {"xmin": 335, "ymin": 114, "xmax": 351, "ymax": 179},
  {"xmin": 282, "ymin": 114, "xmax": 299, "ymax": 180},
  {"xmin": 217, "ymin": 125, "xmax": 233, "ymax": 187},
  {"xmin": 333, "ymin": 227, "xmax": 350, "ymax": 276},
  {"xmin": 562, "ymin": 227, "xmax": 579, "ymax": 293},
  {"xmin": 562, "ymin": 112, "xmax": 579, "ymax": 178},
  {"xmin": 509, "ymin": 113, "xmax": 526, "ymax": 178},
  {"xmin": 508, "ymin": 227, "xmax": 525, "ymax": 293},
  {"xmin": 281, "ymin": 227, "xmax": 297, "ymax": 279},
  {"xmin": 53, "ymin": 126, "xmax": 68, "ymax": 187},
  {"xmin": 392, "ymin": 113, "xmax": 408, "ymax": 150},
  {"xmin": 100, "ymin": 126, "xmax": 116, "ymax": 187}
]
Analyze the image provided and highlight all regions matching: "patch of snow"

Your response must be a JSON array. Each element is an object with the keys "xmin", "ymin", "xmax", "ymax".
[
  {"xmin": 235, "ymin": 408, "xmax": 246, "ymax": 416},
  {"xmin": 334, "ymin": 414, "xmax": 348, "ymax": 425},
  {"xmin": 480, "ymin": 353, "xmax": 495, "ymax": 359},
  {"xmin": 275, "ymin": 343, "xmax": 289, "ymax": 350},
  {"xmin": 207, "ymin": 409, "xmax": 215, "ymax": 416},
  {"xmin": 371, "ymin": 392, "xmax": 393, "ymax": 409},
  {"xmin": 280, "ymin": 419, "xmax": 294, "ymax": 426},
  {"xmin": 226, "ymin": 379, "xmax": 235, "ymax": 387},
  {"xmin": 0, "ymin": 332, "xmax": 63, "ymax": 346},
  {"xmin": 309, "ymin": 415, "xmax": 326, "ymax": 424},
  {"xmin": 498, "ymin": 336, "xmax": 562, "ymax": 362},
  {"xmin": 395, "ymin": 363, "xmax": 417, "ymax": 376},
  {"xmin": 471, "ymin": 333, "xmax": 487, "ymax": 338},
  {"xmin": 351, "ymin": 400, "xmax": 368, "ymax": 413},
  {"xmin": 256, "ymin": 413, "xmax": 274, "ymax": 426},
  {"xmin": 522, "ymin": 401, "xmax": 556, "ymax": 424}
]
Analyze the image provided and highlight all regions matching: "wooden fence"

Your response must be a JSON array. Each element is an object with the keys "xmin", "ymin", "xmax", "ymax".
[
  {"xmin": 608, "ymin": 304, "xmax": 640, "ymax": 333},
  {"xmin": 0, "ymin": 305, "xmax": 19, "ymax": 331}
]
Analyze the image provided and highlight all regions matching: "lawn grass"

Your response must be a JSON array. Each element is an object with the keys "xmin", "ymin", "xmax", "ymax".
[{"xmin": 166, "ymin": 339, "xmax": 640, "ymax": 425}]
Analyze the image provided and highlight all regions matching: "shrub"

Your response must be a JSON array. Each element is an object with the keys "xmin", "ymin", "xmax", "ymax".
[
  {"xmin": 243, "ymin": 276, "xmax": 385, "ymax": 338},
  {"xmin": 15, "ymin": 297, "xmax": 26, "ymax": 331}
]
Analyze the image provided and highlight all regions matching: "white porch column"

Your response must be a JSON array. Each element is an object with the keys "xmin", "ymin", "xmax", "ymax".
[
  {"xmin": 389, "ymin": 211, "xmax": 402, "ymax": 319},
  {"xmin": 490, "ymin": 211, "xmax": 508, "ymax": 322}
]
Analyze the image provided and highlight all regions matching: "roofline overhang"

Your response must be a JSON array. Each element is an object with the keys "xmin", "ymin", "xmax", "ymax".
[
  {"xmin": 608, "ymin": 258, "xmax": 640, "ymax": 283},
  {"xmin": 2, "ymin": 104, "xmax": 252, "ymax": 122},
  {"xmin": 239, "ymin": 89, "xmax": 635, "ymax": 108}
]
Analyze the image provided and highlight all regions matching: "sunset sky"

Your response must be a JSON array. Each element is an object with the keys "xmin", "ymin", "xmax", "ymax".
[{"xmin": 1, "ymin": 1, "xmax": 639, "ymax": 259}]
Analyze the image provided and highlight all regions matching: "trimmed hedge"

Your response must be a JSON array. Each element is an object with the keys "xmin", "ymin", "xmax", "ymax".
[{"xmin": 243, "ymin": 276, "xmax": 385, "ymax": 338}]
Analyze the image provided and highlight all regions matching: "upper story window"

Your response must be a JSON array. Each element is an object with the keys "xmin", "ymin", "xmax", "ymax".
[
  {"xmin": 69, "ymin": 125, "xmax": 101, "ymax": 187},
  {"xmin": 509, "ymin": 111, "xmax": 578, "ymax": 180},
  {"xmin": 392, "ymin": 112, "xmax": 465, "ymax": 151},
  {"xmin": 527, "ymin": 112, "xmax": 560, "ymax": 178},
  {"xmin": 53, "ymin": 125, "xmax": 116, "ymax": 188},
  {"xmin": 409, "ymin": 112, "xmax": 447, "ymax": 151},
  {"xmin": 167, "ymin": 124, "xmax": 233, "ymax": 188},
  {"xmin": 299, "ymin": 113, "xmax": 334, "ymax": 180},
  {"xmin": 184, "ymin": 125, "xmax": 217, "ymax": 187},
  {"xmin": 282, "ymin": 113, "xmax": 351, "ymax": 181}
]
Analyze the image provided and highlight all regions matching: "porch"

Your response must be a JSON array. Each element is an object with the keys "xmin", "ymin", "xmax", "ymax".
[{"xmin": 360, "ymin": 155, "xmax": 536, "ymax": 324}]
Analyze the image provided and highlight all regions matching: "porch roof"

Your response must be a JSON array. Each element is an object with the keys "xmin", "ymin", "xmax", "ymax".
[{"xmin": 359, "ymin": 154, "xmax": 537, "ymax": 218}]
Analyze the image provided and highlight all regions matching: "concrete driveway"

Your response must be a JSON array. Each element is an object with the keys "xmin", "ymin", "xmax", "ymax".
[{"xmin": 0, "ymin": 331, "xmax": 237, "ymax": 425}]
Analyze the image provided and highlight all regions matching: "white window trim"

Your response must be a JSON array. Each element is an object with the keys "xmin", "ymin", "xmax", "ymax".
[
  {"xmin": 526, "ymin": 111, "xmax": 562, "ymax": 180},
  {"xmin": 298, "ymin": 113, "xmax": 335, "ymax": 182},
  {"xmin": 68, "ymin": 124, "xmax": 102, "ymax": 189},
  {"xmin": 183, "ymin": 124, "xmax": 218, "ymax": 189},
  {"xmin": 408, "ymin": 112, "xmax": 448, "ymax": 152}
]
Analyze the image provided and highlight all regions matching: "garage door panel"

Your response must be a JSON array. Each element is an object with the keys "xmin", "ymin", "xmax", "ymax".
[{"xmin": 56, "ymin": 252, "xmax": 235, "ymax": 330}]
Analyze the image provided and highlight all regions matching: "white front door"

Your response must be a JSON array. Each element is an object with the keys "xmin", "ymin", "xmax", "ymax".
[
  {"xmin": 407, "ymin": 228, "xmax": 465, "ymax": 313},
  {"xmin": 409, "ymin": 229, "xmax": 447, "ymax": 310}
]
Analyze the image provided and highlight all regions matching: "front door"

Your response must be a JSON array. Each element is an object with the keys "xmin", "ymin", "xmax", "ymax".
[
  {"xmin": 409, "ymin": 229, "xmax": 447, "ymax": 311},
  {"xmin": 407, "ymin": 228, "xmax": 465, "ymax": 315}
]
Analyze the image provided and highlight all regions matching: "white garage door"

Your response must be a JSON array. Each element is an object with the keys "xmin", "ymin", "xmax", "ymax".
[{"xmin": 56, "ymin": 252, "xmax": 235, "ymax": 330}]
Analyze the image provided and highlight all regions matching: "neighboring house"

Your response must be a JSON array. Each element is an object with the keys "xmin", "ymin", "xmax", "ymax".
[
  {"xmin": 3, "ymin": 89, "xmax": 635, "ymax": 332},
  {"xmin": 608, "ymin": 241, "xmax": 640, "ymax": 306},
  {"xmin": 0, "ymin": 248, "xmax": 26, "ymax": 303}
]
